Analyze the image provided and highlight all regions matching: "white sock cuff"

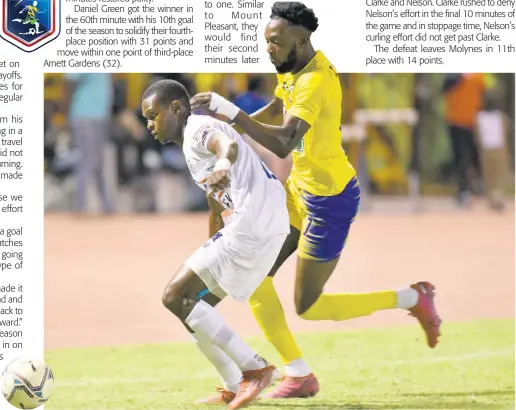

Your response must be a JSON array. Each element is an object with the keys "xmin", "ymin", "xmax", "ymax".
[
  {"xmin": 186, "ymin": 300, "xmax": 225, "ymax": 342},
  {"xmin": 223, "ymin": 382, "xmax": 240, "ymax": 394},
  {"xmin": 284, "ymin": 359, "xmax": 312, "ymax": 377},
  {"xmin": 395, "ymin": 287, "xmax": 419, "ymax": 309}
]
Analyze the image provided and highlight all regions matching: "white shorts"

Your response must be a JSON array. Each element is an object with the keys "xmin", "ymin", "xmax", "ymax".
[{"xmin": 184, "ymin": 228, "xmax": 288, "ymax": 302}]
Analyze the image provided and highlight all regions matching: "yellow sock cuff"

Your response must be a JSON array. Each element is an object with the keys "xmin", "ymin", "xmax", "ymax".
[{"xmin": 300, "ymin": 291, "xmax": 397, "ymax": 321}]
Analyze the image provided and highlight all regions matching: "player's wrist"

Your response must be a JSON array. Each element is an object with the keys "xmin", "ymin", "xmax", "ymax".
[
  {"xmin": 213, "ymin": 157, "xmax": 232, "ymax": 172},
  {"xmin": 209, "ymin": 92, "xmax": 240, "ymax": 120}
]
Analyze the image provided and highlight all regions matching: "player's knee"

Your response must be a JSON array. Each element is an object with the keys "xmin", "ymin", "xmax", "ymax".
[
  {"xmin": 162, "ymin": 284, "xmax": 183, "ymax": 317},
  {"xmin": 295, "ymin": 289, "xmax": 320, "ymax": 316}
]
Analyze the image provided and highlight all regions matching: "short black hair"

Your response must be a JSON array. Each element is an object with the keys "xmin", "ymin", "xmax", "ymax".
[
  {"xmin": 270, "ymin": 1, "xmax": 318, "ymax": 32},
  {"xmin": 142, "ymin": 79, "xmax": 191, "ymax": 110}
]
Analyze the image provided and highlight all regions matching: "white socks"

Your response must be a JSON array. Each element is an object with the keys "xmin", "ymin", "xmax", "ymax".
[
  {"xmin": 395, "ymin": 287, "xmax": 419, "ymax": 309},
  {"xmin": 284, "ymin": 359, "xmax": 312, "ymax": 378},
  {"xmin": 186, "ymin": 300, "xmax": 267, "ymax": 375},
  {"xmin": 212, "ymin": 324, "xmax": 268, "ymax": 371},
  {"xmin": 192, "ymin": 332, "xmax": 242, "ymax": 393}
]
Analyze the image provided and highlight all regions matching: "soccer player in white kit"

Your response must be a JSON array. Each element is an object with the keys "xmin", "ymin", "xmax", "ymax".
[{"xmin": 141, "ymin": 79, "xmax": 290, "ymax": 409}]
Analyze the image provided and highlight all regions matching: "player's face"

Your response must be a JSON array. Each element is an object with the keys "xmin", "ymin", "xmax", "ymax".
[
  {"xmin": 265, "ymin": 18, "xmax": 301, "ymax": 74},
  {"xmin": 141, "ymin": 95, "xmax": 181, "ymax": 145}
]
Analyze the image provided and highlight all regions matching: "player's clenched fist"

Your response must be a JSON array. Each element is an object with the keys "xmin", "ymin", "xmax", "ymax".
[
  {"xmin": 190, "ymin": 92, "xmax": 241, "ymax": 121},
  {"xmin": 206, "ymin": 168, "xmax": 230, "ymax": 197}
]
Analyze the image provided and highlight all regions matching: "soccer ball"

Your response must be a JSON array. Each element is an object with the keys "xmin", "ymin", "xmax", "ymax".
[{"xmin": 0, "ymin": 357, "xmax": 54, "ymax": 409}]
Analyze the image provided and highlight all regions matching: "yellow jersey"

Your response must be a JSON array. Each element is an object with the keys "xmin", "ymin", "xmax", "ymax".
[{"xmin": 274, "ymin": 51, "xmax": 355, "ymax": 196}]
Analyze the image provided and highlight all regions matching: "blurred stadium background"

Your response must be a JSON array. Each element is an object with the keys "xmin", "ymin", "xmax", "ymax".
[{"xmin": 43, "ymin": 73, "xmax": 515, "ymax": 214}]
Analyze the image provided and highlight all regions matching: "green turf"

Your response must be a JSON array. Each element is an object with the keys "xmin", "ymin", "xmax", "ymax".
[{"xmin": 43, "ymin": 318, "xmax": 514, "ymax": 410}]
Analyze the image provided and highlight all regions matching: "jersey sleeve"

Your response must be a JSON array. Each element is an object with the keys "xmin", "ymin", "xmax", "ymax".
[
  {"xmin": 273, "ymin": 74, "xmax": 284, "ymax": 99},
  {"xmin": 190, "ymin": 125, "xmax": 216, "ymax": 155},
  {"xmin": 286, "ymin": 72, "xmax": 324, "ymax": 126},
  {"xmin": 274, "ymin": 84, "xmax": 283, "ymax": 99},
  {"xmin": 190, "ymin": 124, "xmax": 234, "ymax": 155}
]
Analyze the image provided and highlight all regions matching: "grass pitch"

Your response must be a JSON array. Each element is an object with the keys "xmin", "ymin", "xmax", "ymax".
[{"xmin": 44, "ymin": 318, "xmax": 514, "ymax": 410}]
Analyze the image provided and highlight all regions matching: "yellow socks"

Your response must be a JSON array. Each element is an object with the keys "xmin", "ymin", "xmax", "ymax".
[
  {"xmin": 249, "ymin": 278, "xmax": 399, "ymax": 361},
  {"xmin": 299, "ymin": 291, "xmax": 397, "ymax": 321},
  {"xmin": 248, "ymin": 277, "xmax": 302, "ymax": 364}
]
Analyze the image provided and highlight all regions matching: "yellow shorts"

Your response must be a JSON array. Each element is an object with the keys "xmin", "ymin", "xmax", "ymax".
[{"xmin": 285, "ymin": 176, "xmax": 360, "ymax": 262}]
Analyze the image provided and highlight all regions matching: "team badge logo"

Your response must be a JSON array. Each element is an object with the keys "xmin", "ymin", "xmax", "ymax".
[
  {"xmin": 282, "ymin": 82, "xmax": 295, "ymax": 104},
  {"xmin": 2, "ymin": 0, "xmax": 60, "ymax": 52}
]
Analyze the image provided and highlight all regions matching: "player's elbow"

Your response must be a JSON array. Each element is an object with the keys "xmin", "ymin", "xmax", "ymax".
[
  {"xmin": 276, "ymin": 147, "xmax": 290, "ymax": 159},
  {"xmin": 276, "ymin": 128, "xmax": 297, "ymax": 158},
  {"xmin": 268, "ymin": 143, "xmax": 289, "ymax": 159},
  {"xmin": 282, "ymin": 138, "xmax": 298, "ymax": 158},
  {"xmin": 227, "ymin": 140, "xmax": 238, "ymax": 163}
]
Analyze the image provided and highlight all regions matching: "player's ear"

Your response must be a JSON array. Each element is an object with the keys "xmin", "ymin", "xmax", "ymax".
[
  {"xmin": 170, "ymin": 100, "xmax": 182, "ymax": 114},
  {"xmin": 299, "ymin": 33, "xmax": 310, "ymax": 47}
]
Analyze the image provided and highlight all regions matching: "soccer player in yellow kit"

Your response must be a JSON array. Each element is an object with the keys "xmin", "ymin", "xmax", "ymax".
[{"xmin": 191, "ymin": 1, "xmax": 441, "ymax": 402}]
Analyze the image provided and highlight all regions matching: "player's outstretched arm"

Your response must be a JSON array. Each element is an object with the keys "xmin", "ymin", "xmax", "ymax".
[
  {"xmin": 249, "ymin": 97, "xmax": 284, "ymax": 121},
  {"xmin": 191, "ymin": 93, "xmax": 308, "ymax": 159},
  {"xmin": 231, "ymin": 111, "xmax": 309, "ymax": 159},
  {"xmin": 231, "ymin": 97, "xmax": 283, "ymax": 134}
]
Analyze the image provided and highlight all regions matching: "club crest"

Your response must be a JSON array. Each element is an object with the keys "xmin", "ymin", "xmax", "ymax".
[{"xmin": 2, "ymin": 0, "xmax": 60, "ymax": 52}]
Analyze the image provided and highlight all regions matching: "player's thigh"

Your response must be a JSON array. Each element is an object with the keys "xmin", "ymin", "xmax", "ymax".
[
  {"xmin": 183, "ymin": 232, "xmax": 229, "ymax": 302},
  {"xmin": 267, "ymin": 225, "xmax": 300, "ymax": 278},
  {"xmin": 296, "ymin": 177, "xmax": 361, "ymax": 291},
  {"xmin": 184, "ymin": 228, "xmax": 284, "ymax": 302},
  {"xmin": 191, "ymin": 231, "xmax": 290, "ymax": 300}
]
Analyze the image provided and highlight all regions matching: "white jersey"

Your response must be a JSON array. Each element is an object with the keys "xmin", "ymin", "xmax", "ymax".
[{"xmin": 183, "ymin": 114, "xmax": 290, "ymax": 238}]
